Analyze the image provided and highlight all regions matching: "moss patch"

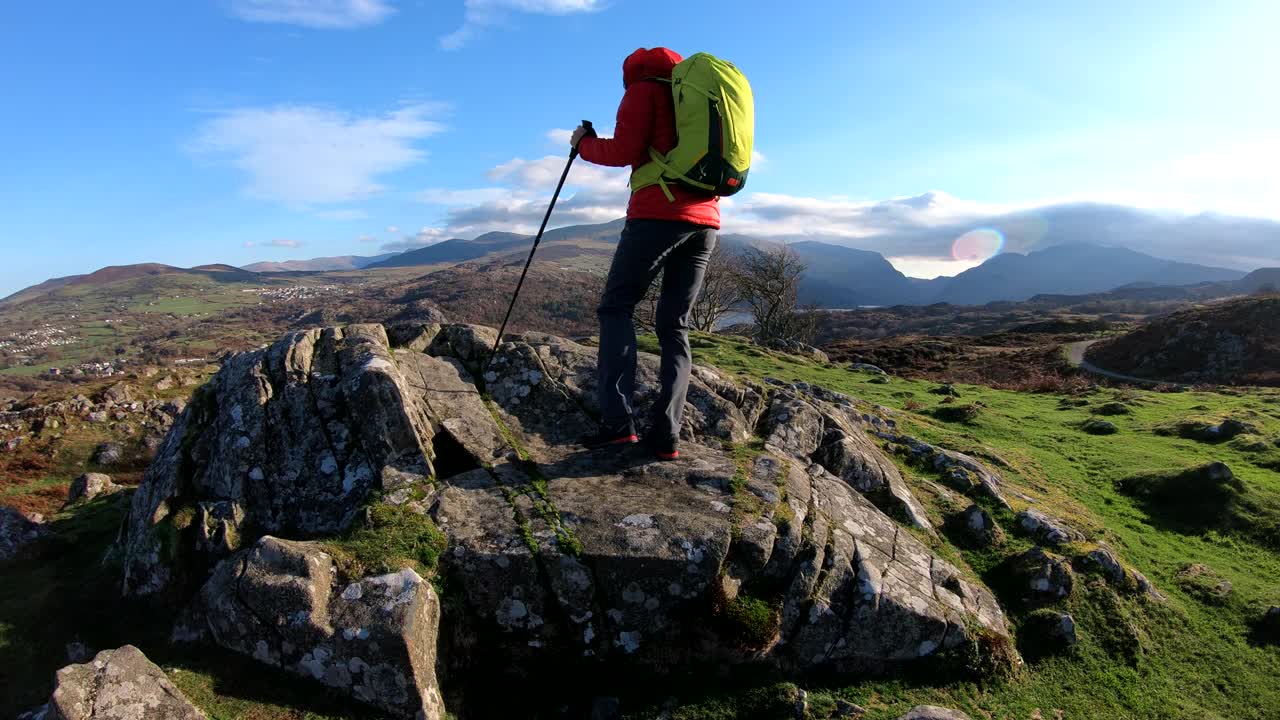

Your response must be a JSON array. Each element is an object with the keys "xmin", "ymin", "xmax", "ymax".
[{"xmin": 324, "ymin": 503, "xmax": 446, "ymax": 581}]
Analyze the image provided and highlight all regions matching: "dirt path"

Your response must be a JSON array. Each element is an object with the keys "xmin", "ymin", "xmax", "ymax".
[{"xmin": 1062, "ymin": 339, "xmax": 1188, "ymax": 387}]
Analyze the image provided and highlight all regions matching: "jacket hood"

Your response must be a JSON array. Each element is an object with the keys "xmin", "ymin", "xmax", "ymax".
[{"xmin": 622, "ymin": 47, "xmax": 682, "ymax": 88}]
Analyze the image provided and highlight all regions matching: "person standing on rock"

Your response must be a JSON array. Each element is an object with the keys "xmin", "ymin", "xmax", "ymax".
[{"xmin": 570, "ymin": 47, "xmax": 720, "ymax": 462}]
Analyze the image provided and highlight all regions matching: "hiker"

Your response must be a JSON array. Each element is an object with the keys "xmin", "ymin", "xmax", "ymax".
[{"xmin": 570, "ymin": 47, "xmax": 720, "ymax": 461}]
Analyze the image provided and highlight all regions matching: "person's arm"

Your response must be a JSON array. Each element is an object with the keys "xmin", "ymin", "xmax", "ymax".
[{"xmin": 576, "ymin": 84, "xmax": 655, "ymax": 167}]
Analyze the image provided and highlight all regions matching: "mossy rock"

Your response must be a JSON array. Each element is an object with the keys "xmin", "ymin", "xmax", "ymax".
[
  {"xmin": 1228, "ymin": 434, "xmax": 1273, "ymax": 453},
  {"xmin": 1174, "ymin": 563, "xmax": 1234, "ymax": 605},
  {"xmin": 1093, "ymin": 402, "xmax": 1132, "ymax": 416},
  {"xmin": 932, "ymin": 403, "xmax": 983, "ymax": 424},
  {"xmin": 1115, "ymin": 462, "xmax": 1244, "ymax": 529},
  {"xmin": 1018, "ymin": 608, "xmax": 1078, "ymax": 662},
  {"xmin": 1156, "ymin": 416, "xmax": 1259, "ymax": 443},
  {"xmin": 1082, "ymin": 419, "xmax": 1119, "ymax": 435}
]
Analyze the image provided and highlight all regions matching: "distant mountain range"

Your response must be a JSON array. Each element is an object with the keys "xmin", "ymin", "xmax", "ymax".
[
  {"xmin": 241, "ymin": 254, "xmax": 396, "ymax": 273},
  {"xmin": 366, "ymin": 219, "xmax": 626, "ymax": 269},
  {"xmin": 7, "ymin": 210, "xmax": 1277, "ymax": 310},
  {"xmin": 766, "ymin": 198, "xmax": 1280, "ymax": 273}
]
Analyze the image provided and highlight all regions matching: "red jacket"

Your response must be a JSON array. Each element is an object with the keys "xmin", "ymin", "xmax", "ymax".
[{"xmin": 578, "ymin": 47, "xmax": 721, "ymax": 229}]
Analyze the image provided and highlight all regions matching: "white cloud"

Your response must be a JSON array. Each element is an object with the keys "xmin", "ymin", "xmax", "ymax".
[
  {"xmin": 386, "ymin": 225, "xmax": 400, "ymax": 233},
  {"xmin": 725, "ymin": 190, "xmax": 1011, "ymax": 240},
  {"xmin": 441, "ymin": 0, "xmax": 603, "ymax": 49},
  {"xmin": 228, "ymin": 0, "xmax": 394, "ymax": 29},
  {"xmin": 192, "ymin": 103, "xmax": 444, "ymax": 206},
  {"xmin": 383, "ymin": 227, "xmax": 452, "ymax": 252},
  {"xmin": 546, "ymin": 128, "xmax": 573, "ymax": 146},
  {"xmin": 391, "ymin": 143, "xmax": 629, "ymax": 251},
  {"xmin": 243, "ymin": 238, "xmax": 303, "ymax": 248},
  {"xmin": 418, "ymin": 188, "xmax": 509, "ymax": 205},
  {"xmin": 318, "ymin": 208, "xmax": 368, "ymax": 220},
  {"xmin": 357, "ymin": 234, "xmax": 378, "ymax": 243}
]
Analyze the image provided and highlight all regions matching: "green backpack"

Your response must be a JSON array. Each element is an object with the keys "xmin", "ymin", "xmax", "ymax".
[{"xmin": 632, "ymin": 52, "xmax": 754, "ymax": 200}]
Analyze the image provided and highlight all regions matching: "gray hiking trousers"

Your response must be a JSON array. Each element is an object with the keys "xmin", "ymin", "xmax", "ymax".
[{"xmin": 597, "ymin": 218, "xmax": 717, "ymax": 442}]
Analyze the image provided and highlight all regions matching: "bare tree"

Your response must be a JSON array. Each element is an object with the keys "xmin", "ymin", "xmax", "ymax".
[
  {"xmin": 736, "ymin": 244, "xmax": 817, "ymax": 345},
  {"xmin": 633, "ymin": 241, "xmax": 743, "ymax": 333},
  {"xmin": 690, "ymin": 241, "xmax": 743, "ymax": 332}
]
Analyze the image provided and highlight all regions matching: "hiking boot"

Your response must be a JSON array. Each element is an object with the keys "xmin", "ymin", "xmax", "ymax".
[
  {"xmin": 645, "ymin": 434, "xmax": 679, "ymax": 461},
  {"xmin": 580, "ymin": 424, "xmax": 638, "ymax": 450}
]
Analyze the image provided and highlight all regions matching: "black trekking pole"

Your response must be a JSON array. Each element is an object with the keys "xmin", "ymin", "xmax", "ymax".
[{"xmin": 484, "ymin": 120, "xmax": 595, "ymax": 375}]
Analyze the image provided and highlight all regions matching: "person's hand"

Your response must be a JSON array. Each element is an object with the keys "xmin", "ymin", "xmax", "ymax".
[{"xmin": 570, "ymin": 124, "xmax": 590, "ymax": 149}]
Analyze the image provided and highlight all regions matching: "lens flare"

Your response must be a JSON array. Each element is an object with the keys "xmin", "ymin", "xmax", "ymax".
[{"xmin": 951, "ymin": 228, "xmax": 1005, "ymax": 262}]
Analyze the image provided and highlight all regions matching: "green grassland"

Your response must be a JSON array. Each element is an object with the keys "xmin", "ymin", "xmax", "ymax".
[
  {"xmin": 631, "ymin": 333, "xmax": 1280, "ymax": 719},
  {"xmin": 1, "ymin": 333, "xmax": 1277, "ymax": 718}
]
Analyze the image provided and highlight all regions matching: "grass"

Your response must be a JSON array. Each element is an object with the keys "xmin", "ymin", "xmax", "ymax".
[
  {"xmin": 323, "ymin": 502, "xmax": 448, "ymax": 581},
  {"xmin": 635, "ymin": 332, "xmax": 1280, "ymax": 719}
]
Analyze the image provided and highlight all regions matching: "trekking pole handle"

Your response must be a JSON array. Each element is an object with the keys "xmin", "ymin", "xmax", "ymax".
[{"xmin": 571, "ymin": 120, "xmax": 595, "ymax": 158}]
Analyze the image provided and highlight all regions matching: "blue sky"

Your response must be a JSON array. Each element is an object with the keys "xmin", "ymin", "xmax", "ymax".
[{"xmin": 2, "ymin": 0, "xmax": 1278, "ymax": 297}]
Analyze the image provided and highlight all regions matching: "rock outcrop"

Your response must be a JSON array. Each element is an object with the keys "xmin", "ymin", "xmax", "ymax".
[
  {"xmin": 29, "ymin": 645, "xmax": 205, "ymax": 720},
  {"xmin": 66, "ymin": 473, "xmax": 120, "ymax": 506},
  {"xmin": 186, "ymin": 536, "xmax": 445, "ymax": 719},
  {"xmin": 118, "ymin": 322, "xmax": 1017, "ymax": 717},
  {"xmin": 1015, "ymin": 509, "xmax": 1086, "ymax": 547},
  {"xmin": 1, "ymin": 506, "xmax": 49, "ymax": 562}
]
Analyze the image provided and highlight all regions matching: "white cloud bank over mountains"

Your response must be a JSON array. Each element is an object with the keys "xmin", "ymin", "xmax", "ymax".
[{"xmin": 405, "ymin": 147, "xmax": 1280, "ymax": 277}]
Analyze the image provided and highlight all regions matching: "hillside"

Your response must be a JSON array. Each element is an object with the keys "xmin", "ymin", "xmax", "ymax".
[
  {"xmin": 1086, "ymin": 295, "xmax": 1280, "ymax": 386},
  {"xmin": 0, "ymin": 263, "xmax": 262, "ymax": 307},
  {"xmin": 241, "ymin": 253, "xmax": 397, "ymax": 273}
]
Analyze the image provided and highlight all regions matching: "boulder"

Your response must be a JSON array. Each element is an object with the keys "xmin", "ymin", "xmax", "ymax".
[
  {"xmin": 98, "ymin": 382, "xmax": 134, "ymax": 405},
  {"xmin": 91, "ymin": 442, "xmax": 124, "ymax": 467},
  {"xmin": 949, "ymin": 504, "xmax": 1004, "ymax": 548},
  {"xmin": 1074, "ymin": 545, "xmax": 1162, "ymax": 600},
  {"xmin": 189, "ymin": 536, "xmax": 445, "ymax": 720},
  {"xmin": 1260, "ymin": 606, "xmax": 1280, "ymax": 644},
  {"xmin": 1, "ymin": 506, "xmax": 50, "ymax": 562},
  {"xmin": 849, "ymin": 363, "xmax": 886, "ymax": 375},
  {"xmin": 40, "ymin": 645, "xmax": 206, "ymax": 719},
  {"xmin": 1008, "ymin": 547, "xmax": 1073, "ymax": 604},
  {"xmin": 896, "ymin": 706, "xmax": 972, "ymax": 720},
  {"xmin": 66, "ymin": 473, "xmax": 120, "ymax": 505},
  {"xmin": 1015, "ymin": 509, "xmax": 1085, "ymax": 547}
]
